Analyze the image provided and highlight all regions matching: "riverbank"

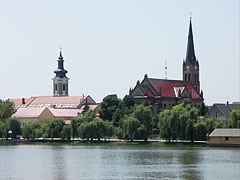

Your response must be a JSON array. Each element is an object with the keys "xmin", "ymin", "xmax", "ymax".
[{"xmin": 0, "ymin": 138, "xmax": 209, "ymax": 146}]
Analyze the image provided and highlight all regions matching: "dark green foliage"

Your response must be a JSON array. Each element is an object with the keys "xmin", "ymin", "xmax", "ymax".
[
  {"xmin": 61, "ymin": 125, "xmax": 71, "ymax": 140},
  {"xmin": 205, "ymin": 117, "xmax": 223, "ymax": 135},
  {"xmin": 123, "ymin": 116, "xmax": 140, "ymax": 141},
  {"xmin": 199, "ymin": 102, "xmax": 208, "ymax": 116},
  {"xmin": 229, "ymin": 109, "xmax": 240, "ymax": 128},
  {"xmin": 5, "ymin": 118, "xmax": 21, "ymax": 139},
  {"xmin": 71, "ymin": 118, "xmax": 80, "ymax": 139},
  {"xmin": 0, "ymin": 121, "xmax": 6, "ymax": 138},
  {"xmin": 122, "ymin": 95, "xmax": 135, "ymax": 109},
  {"xmin": 45, "ymin": 119, "xmax": 65, "ymax": 139},
  {"xmin": 82, "ymin": 100, "xmax": 90, "ymax": 115},
  {"xmin": 132, "ymin": 105, "xmax": 154, "ymax": 141},
  {"xmin": 194, "ymin": 119, "xmax": 207, "ymax": 141},
  {"xmin": 0, "ymin": 100, "xmax": 15, "ymax": 122},
  {"xmin": 119, "ymin": 105, "xmax": 154, "ymax": 141},
  {"xmin": 22, "ymin": 122, "xmax": 42, "ymax": 140},
  {"xmin": 159, "ymin": 102, "xmax": 209, "ymax": 142},
  {"xmin": 99, "ymin": 95, "xmax": 135, "ymax": 126},
  {"xmin": 99, "ymin": 94, "xmax": 120, "ymax": 121}
]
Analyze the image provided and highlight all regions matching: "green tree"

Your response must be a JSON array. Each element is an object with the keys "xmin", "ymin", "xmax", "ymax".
[
  {"xmin": 229, "ymin": 109, "xmax": 240, "ymax": 128},
  {"xmin": 99, "ymin": 94, "xmax": 120, "ymax": 121},
  {"xmin": 78, "ymin": 121, "xmax": 90, "ymax": 140},
  {"xmin": 0, "ymin": 100, "xmax": 15, "ymax": 122},
  {"xmin": 0, "ymin": 121, "xmax": 6, "ymax": 138},
  {"xmin": 22, "ymin": 122, "xmax": 42, "ymax": 140},
  {"xmin": 104, "ymin": 121, "xmax": 115, "ymax": 140},
  {"xmin": 205, "ymin": 117, "xmax": 223, "ymax": 135},
  {"xmin": 71, "ymin": 118, "xmax": 80, "ymax": 139},
  {"xmin": 45, "ymin": 119, "xmax": 65, "ymax": 139},
  {"xmin": 22, "ymin": 124, "xmax": 31, "ymax": 140},
  {"xmin": 122, "ymin": 95, "xmax": 135, "ymax": 109},
  {"xmin": 133, "ymin": 105, "xmax": 154, "ymax": 141},
  {"xmin": 82, "ymin": 100, "xmax": 90, "ymax": 115},
  {"xmin": 158, "ymin": 109, "xmax": 172, "ymax": 142},
  {"xmin": 199, "ymin": 102, "xmax": 208, "ymax": 116},
  {"xmin": 194, "ymin": 119, "xmax": 207, "ymax": 141},
  {"xmin": 5, "ymin": 118, "xmax": 21, "ymax": 139},
  {"xmin": 61, "ymin": 125, "xmax": 71, "ymax": 140},
  {"xmin": 125, "ymin": 116, "xmax": 140, "ymax": 141}
]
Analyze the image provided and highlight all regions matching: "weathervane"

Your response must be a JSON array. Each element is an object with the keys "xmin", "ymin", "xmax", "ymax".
[
  {"xmin": 190, "ymin": 12, "xmax": 192, "ymax": 20},
  {"xmin": 60, "ymin": 46, "xmax": 62, "ymax": 52}
]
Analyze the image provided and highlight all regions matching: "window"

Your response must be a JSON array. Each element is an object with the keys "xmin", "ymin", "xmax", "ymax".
[
  {"xmin": 185, "ymin": 74, "xmax": 187, "ymax": 81},
  {"xmin": 55, "ymin": 84, "xmax": 57, "ymax": 91},
  {"xmin": 225, "ymin": 137, "xmax": 229, "ymax": 141},
  {"xmin": 63, "ymin": 84, "xmax": 66, "ymax": 91},
  {"xmin": 188, "ymin": 74, "xmax": 191, "ymax": 81}
]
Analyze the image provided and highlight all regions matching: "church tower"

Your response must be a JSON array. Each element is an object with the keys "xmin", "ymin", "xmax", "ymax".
[
  {"xmin": 183, "ymin": 17, "xmax": 200, "ymax": 92},
  {"xmin": 52, "ymin": 50, "xmax": 69, "ymax": 96}
]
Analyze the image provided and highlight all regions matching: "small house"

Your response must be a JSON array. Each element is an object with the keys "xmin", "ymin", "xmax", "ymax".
[{"xmin": 209, "ymin": 129, "xmax": 240, "ymax": 146}]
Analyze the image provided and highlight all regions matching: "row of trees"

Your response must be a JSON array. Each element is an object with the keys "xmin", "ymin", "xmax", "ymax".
[
  {"xmin": 0, "ymin": 97, "xmax": 239, "ymax": 142},
  {"xmin": 158, "ymin": 100, "xmax": 240, "ymax": 142}
]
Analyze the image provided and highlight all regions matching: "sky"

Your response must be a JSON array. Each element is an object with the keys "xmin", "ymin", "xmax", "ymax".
[{"xmin": 0, "ymin": 0, "xmax": 239, "ymax": 106}]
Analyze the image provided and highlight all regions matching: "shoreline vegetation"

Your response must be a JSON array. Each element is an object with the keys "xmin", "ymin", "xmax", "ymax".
[{"xmin": 1, "ymin": 95, "xmax": 240, "ymax": 146}]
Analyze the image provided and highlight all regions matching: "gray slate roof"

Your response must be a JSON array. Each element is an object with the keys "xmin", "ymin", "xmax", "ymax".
[
  {"xmin": 209, "ymin": 129, "xmax": 240, "ymax": 137},
  {"xmin": 215, "ymin": 104, "xmax": 240, "ymax": 118}
]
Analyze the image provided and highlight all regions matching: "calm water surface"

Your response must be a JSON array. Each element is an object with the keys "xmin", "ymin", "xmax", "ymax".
[{"xmin": 0, "ymin": 144, "xmax": 239, "ymax": 180}]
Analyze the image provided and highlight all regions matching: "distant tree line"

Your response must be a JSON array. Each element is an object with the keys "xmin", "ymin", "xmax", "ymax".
[{"xmin": 0, "ymin": 97, "xmax": 240, "ymax": 142}]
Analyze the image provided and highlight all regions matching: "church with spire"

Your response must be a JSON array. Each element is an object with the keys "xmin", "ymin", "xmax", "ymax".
[
  {"xmin": 52, "ymin": 50, "xmax": 69, "ymax": 96},
  {"xmin": 129, "ymin": 17, "xmax": 203, "ymax": 113}
]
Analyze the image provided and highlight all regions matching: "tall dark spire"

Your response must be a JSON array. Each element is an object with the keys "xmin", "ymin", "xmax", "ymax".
[
  {"xmin": 185, "ymin": 17, "xmax": 196, "ymax": 65},
  {"xmin": 54, "ymin": 50, "xmax": 68, "ymax": 78}
]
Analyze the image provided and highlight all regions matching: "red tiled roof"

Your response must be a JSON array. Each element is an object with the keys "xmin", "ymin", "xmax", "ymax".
[
  {"xmin": 148, "ymin": 78, "xmax": 202, "ymax": 99},
  {"xmin": 141, "ymin": 87, "xmax": 154, "ymax": 97}
]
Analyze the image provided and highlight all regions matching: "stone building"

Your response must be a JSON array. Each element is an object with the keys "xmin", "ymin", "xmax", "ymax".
[{"xmin": 130, "ymin": 18, "xmax": 203, "ymax": 112}]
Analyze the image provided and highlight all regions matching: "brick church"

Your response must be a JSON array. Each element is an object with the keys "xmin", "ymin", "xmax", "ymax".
[{"xmin": 129, "ymin": 18, "xmax": 203, "ymax": 113}]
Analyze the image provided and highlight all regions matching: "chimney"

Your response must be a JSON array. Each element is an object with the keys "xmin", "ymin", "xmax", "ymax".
[{"xmin": 22, "ymin": 98, "xmax": 26, "ymax": 104}]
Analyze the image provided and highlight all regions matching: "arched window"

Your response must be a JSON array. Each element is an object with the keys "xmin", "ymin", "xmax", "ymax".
[
  {"xmin": 63, "ymin": 84, "xmax": 66, "ymax": 91},
  {"xmin": 188, "ymin": 74, "xmax": 191, "ymax": 81},
  {"xmin": 185, "ymin": 74, "xmax": 187, "ymax": 81},
  {"xmin": 55, "ymin": 84, "xmax": 57, "ymax": 91}
]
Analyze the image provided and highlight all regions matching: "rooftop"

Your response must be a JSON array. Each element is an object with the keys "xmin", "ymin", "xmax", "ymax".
[{"xmin": 209, "ymin": 129, "xmax": 240, "ymax": 137}]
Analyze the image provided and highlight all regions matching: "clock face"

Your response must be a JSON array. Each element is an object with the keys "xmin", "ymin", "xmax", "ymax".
[{"xmin": 186, "ymin": 66, "xmax": 190, "ymax": 70}]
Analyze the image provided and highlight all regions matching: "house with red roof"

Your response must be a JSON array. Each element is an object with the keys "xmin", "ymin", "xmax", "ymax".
[
  {"xmin": 10, "ymin": 50, "xmax": 100, "ymax": 126},
  {"xmin": 129, "ymin": 18, "xmax": 204, "ymax": 113}
]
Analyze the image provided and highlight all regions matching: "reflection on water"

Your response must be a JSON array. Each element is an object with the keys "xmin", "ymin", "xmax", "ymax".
[
  {"xmin": 51, "ymin": 146, "xmax": 67, "ymax": 180},
  {"xmin": 0, "ymin": 144, "xmax": 239, "ymax": 180},
  {"xmin": 179, "ymin": 151, "xmax": 201, "ymax": 180}
]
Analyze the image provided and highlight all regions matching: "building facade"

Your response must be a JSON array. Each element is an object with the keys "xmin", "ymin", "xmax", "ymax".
[
  {"xmin": 204, "ymin": 102, "xmax": 240, "ymax": 120},
  {"xmin": 209, "ymin": 129, "xmax": 240, "ymax": 146},
  {"xmin": 130, "ymin": 18, "xmax": 203, "ymax": 112}
]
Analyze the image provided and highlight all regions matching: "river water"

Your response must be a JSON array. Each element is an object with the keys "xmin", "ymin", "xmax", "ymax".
[{"xmin": 0, "ymin": 144, "xmax": 239, "ymax": 180}]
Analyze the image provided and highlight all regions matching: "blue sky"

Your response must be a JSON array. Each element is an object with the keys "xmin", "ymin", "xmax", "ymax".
[{"xmin": 0, "ymin": 0, "xmax": 239, "ymax": 105}]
